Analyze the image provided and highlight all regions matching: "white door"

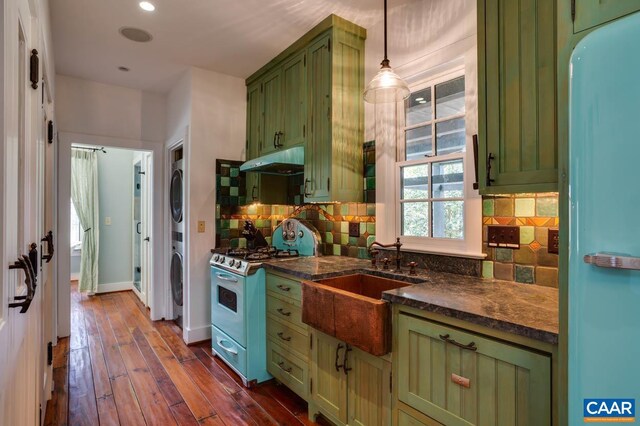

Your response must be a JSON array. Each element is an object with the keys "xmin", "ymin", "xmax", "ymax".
[
  {"xmin": 0, "ymin": 2, "xmax": 47, "ymax": 424},
  {"xmin": 133, "ymin": 152, "xmax": 153, "ymax": 307}
]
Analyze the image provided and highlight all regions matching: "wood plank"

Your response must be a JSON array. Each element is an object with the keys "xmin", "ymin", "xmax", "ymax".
[
  {"xmin": 170, "ymin": 402, "xmax": 199, "ymax": 426},
  {"xmin": 44, "ymin": 366, "xmax": 68, "ymax": 426},
  {"xmin": 93, "ymin": 297, "xmax": 128, "ymax": 379},
  {"xmin": 68, "ymin": 348, "xmax": 99, "ymax": 426},
  {"xmin": 145, "ymin": 330, "xmax": 217, "ymax": 420},
  {"xmin": 116, "ymin": 292, "xmax": 154, "ymax": 333},
  {"xmin": 96, "ymin": 395, "xmax": 120, "ymax": 426},
  {"xmin": 199, "ymin": 415, "xmax": 227, "ymax": 426},
  {"xmin": 191, "ymin": 347, "xmax": 244, "ymax": 394},
  {"xmin": 261, "ymin": 381, "xmax": 308, "ymax": 416},
  {"xmin": 53, "ymin": 337, "xmax": 70, "ymax": 369},
  {"xmin": 110, "ymin": 374, "xmax": 146, "ymax": 426},
  {"xmin": 87, "ymin": 333, "xmax": 112, "ymax": 400},
  {"xmin": 70, "ymin": 305, "xmax": 88, "ymax": 350},
  {"xmin": 156, "ymin": 321, "xmax": 197, "ymax": 362},
  {"xmin": 231, "ymin": 390, "xmax": 278, "ymax": 426},
  {"xmin": 181, "ymin": 357, "xmax": 256, "ymax": 426},
  {"xmin": 131, "ymin": 327, "xmax": 185, "ymax": 407},
  {"xmin": 245, "ymin": 384, "xmax": 304, "ymax": 426}
]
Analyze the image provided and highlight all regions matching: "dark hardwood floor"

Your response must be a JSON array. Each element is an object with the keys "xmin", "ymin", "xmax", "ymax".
[{"xmin": 44, "ymin": 283, "xmax": 329, "ymax": 425}]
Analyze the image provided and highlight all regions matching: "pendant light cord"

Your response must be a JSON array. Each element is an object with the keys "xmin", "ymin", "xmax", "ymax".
[{"xmin": 382, "ymin": 0, "xmax": 390, "ymax": 67}]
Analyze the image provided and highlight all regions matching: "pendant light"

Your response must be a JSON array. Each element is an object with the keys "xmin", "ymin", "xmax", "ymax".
[{"xmin": 363, "ymin": 0, "xmax": 410, "ymax": 103}]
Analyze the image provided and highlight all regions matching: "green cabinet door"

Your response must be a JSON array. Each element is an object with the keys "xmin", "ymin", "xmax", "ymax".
[
  {"xmin": 396, "ymin": 313, "xmax": 551, "ymax": 426},
  {"xmin": 245, "ymin": 81, "xmax": 261, "ymax": 203},
  {"xmin": 347, "ymin": 348, "xmax": 391, "ymax": 426},
  {"xmin": 261, "ymin": 68, "xmax": 282, "ymax": 155},
  {"xmin": 305, "ymin": 34, "xmax": 332, "ymax": 202},
  {"xmin": 478, "ymin": 0, "xmax": 558, "ymax": 194},
  {"xmin": 282, "ymin": 51, "xmax": 307, "ymax": 149},
  {"xmin": 310, "ymin": 330, "xmax": 348, "ymax": 424},
  {"xmin": 574, "ymin": 0, "xmax": 640, "ymax": 33}
]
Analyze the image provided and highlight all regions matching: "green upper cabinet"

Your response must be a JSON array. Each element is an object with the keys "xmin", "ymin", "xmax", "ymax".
[
  {"xmin": 282, "ymin": 51, "xmax": 307, "ymax": 149},
  {"xmin": 245, "ymin": 15, "xmax": 366, "ymax": 203},
  {"xmin": 573, "ymin": 0, "xmax": 640, "ymax": 33},
  {"xmin": 477, "ymin": 0, "xmax": 558, "ymax": 194},
  {"xmin": 396, "ymin": 313, "xmax": 551, "ymax": 426}
]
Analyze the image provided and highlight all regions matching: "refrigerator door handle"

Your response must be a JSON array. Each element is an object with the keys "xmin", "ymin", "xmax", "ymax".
[{"xmin": 584, "ymin": 253, "xmax": 640, "ymax": 270}]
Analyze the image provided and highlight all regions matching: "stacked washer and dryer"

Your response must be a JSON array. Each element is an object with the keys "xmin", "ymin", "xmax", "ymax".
[{"xmin": 170, "ymin": 149, "xmax": 184, "ymax": 328}]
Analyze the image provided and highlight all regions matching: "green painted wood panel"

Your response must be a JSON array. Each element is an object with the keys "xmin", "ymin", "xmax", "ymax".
[
  {"xmin": 396, "ymin": 313, "xmax": 551, "ymax": 426},
  {"xmin": 347, "ymin": 348, "xmax": 391, "ymax": 426},
  {"xmin": 478, "ymin": 0, "xmax": 558, "ymax": 194},
  {"xmin": 574, "ymin": 0, "xmax": 640, "ymax": 33},
  {"xmin": 261, "ymin": 68, "xmax": 282, "ymax": 155},
  {"xmin": 310, "ymin": 330, "xmax": 348, "ymax": 424},
  {"xmin": 267, "ymin": 339, "xmax": 308, "ymax": 400},
  {"xmin": 282, "ymin": 51, "xmax": 307, "ymax": 149},
  {"xmin": 305, "ymin": 33, "xmax": 332, "ymax": 202},
  {"xmin": 245, "ymin": 81, "xmax": 261, "ymax": 203}
]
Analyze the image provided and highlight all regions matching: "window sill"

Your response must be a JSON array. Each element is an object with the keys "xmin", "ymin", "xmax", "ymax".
[{"xmin": 381, "ymin": 243, "xmax": 486, "ymax": 260}]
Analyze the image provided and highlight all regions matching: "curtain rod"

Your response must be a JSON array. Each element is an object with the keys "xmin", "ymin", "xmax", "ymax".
[{"xmin": 73, "ymin": 146, "xmax": 107, "ymax": 154}]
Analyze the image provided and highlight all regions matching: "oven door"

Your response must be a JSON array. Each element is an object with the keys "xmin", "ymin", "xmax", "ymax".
[{"xmin": 210, "ymin": 266, "xmax": 246, "ymax": 347}]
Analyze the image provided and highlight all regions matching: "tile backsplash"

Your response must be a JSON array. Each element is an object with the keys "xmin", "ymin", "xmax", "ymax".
[{"xmin": 482, "ymin": 193, "xmax": 559, "ymax": 287}]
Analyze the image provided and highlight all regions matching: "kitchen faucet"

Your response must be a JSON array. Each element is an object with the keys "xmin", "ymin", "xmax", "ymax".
[{"xmin": 368, "ymin": 237, "xmax": 402, "ymax": 272}]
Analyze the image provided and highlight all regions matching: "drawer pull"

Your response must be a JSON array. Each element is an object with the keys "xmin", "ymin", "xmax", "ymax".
[
  {"xmin": 276, "ymin": 308, "xmax": 291, "ymax": 316},
  {"xmin": 335, "ymin": 343, "xmax": 344, "ymax": 372},
  {"xmin": 277, "ymin": 284, "xmax": 291, "ymax": 292},
  {"xmin": 216, "ymin": 337, "xmax": 238, "ymax": 355},
  {"xmin": 277, "ymin": 332, "xmax": 292, "ymax": 342},
  {"xmin": 439, "ymin": 334, "xmax": 477, "ymax": 351},
  {"xmin": 451, "ymin": 373, "xmax": 471, "ymax": 388},
  {"xmin": 278, "ymin": 361, "xmax": 292, "ymax": 373}
]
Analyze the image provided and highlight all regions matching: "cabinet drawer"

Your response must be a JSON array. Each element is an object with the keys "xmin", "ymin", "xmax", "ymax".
[
  {"xmin": 267, "ymin": 294, "xmax": 304, "ymax": 329},
  {"xmin": 211, "ymin": 325, "xmax": 247, "ymax": 378},
  {"xmin": 267, "ymin": 273, "xmax": 302, "ymax": 301},
  {"xmin": 397, "ymin": 313, "xmax": 551, "ymax": 425},
  {"xmin": 267, "ymin": 340, "xmax": 308, "ymax": 399},
  {"xmin": 267, "ymin": 317, "xmax": 309, "ymax": 360},
  {"xmin": 398, "ymin": 407, "xmax": 443, "ymax": 426}
]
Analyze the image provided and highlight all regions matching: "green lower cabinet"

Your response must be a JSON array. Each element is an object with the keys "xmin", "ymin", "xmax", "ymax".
[
  {"xmin": 396, "ymin": 313, "xmax": 551, "ymax": 426},
  {"xmin": 244, "ymin": 173, "xmax": 287, "ymax": 205},
  {"xmin": 309, "ymin": 330, "xmax": 391, "ymax": 426},
  {"xmin": 574, "ymin": 0, "xmax": 640, "ymax": 33}
]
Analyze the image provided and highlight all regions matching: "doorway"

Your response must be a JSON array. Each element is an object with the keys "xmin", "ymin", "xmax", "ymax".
[{"xmin": 69, "ymin": 145, "xmax": 153, "ymax": 306}]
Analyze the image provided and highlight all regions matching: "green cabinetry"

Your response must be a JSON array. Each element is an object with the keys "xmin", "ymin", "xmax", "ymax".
[
  {"xmin": 477, "ymin": 0, "xmax": 558, "ymax": 194},
  {"xmin": 308, "ymin": 329, "xmax": 392, "ymax": 426},
  {"xmin": 245, "ymin": 15, "xmax": 366, "ymax": 204},
  {"xmin": 573, "ymin": 0, "xmax": 640, "ymax": 33},
  {"xmin": 395, "ymin": 309, "xmax": 552, "ymax": 425}
]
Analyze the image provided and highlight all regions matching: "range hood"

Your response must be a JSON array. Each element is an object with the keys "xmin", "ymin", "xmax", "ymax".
[{"xmin": 240, "ymin": 146, "xmax": 304, "ymax": 175}]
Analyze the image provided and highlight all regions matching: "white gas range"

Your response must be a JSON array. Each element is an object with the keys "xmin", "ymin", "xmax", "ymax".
[{"xmin": 209, "ymin": 218, "xmax": 321, "ymax": 387}]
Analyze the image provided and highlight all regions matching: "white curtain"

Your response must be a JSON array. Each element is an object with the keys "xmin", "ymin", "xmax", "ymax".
[{"xmin": 71, "ymin": 148, "xmax": 99, "ymax": 294}]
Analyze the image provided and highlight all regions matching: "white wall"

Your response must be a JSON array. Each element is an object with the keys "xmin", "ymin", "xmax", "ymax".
[
  {"xmin": 166, "ymin": 71, "xmax": 192, "ymax": 146},
  {"xmin": 184, "ymin": 67, "xmax": 246, "ymax": 342},
  {"xmin": 55, "ymin": 76, "xmax": 168, "ymax": 335}
]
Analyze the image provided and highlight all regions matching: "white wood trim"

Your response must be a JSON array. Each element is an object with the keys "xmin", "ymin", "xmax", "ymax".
[
  {"xmin": 184, "ymin": 323, "xmax": 211, "ymax": 344},
  {"xmin": 97, "ymin": 281, "xmax": 133, "ymax": 294}
]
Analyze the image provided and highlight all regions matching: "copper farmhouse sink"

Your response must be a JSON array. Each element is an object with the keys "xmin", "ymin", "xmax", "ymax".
[{"xmin": 301, "ymin": 274, "xmax": 410, "ymax": 356}]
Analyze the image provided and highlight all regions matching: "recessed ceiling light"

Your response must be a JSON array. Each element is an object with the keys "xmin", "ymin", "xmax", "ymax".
[
  {"xmin": 119, "ymin": 27, "xmax": 153, "ymax": 43},
  {"xmin": 118, "ymin": 66, "xmax": 130, "ymax": 72},
  {"xmin": 139, "ymin": 1, "xmax": 155, "ymax": 11},
  {"xmin": 415, "ymin": 97, "xmax": 424, "ymax": 101},
  {"xmin": 418, "ymin": 100, "xmax": 427, "ymax": 104}
]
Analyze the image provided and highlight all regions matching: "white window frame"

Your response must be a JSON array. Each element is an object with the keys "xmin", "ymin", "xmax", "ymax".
[{"xmin": 389, "ymin": 66, "xmax": 483, "ymax": 258}]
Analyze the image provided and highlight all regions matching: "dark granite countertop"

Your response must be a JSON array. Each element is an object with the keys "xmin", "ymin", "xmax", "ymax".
[{"xmin": 258, "ymin": 255, "xmax": 558, "ymax": 345}]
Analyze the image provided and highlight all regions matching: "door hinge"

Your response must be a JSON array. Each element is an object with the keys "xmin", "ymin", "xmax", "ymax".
[
  {"xmin": 310, "ymin": 334, "xmax": 313, "ymax": 349},
  {"xmin": 571, "ymin": 0, "xmax": 575, "ymax": 22},
  {"xmin": 328, "ymin": 39, "xmax": 331, "ymax": 52},
  {"xmin": 327, "ymin": 177, "xmax": 331, "ymax": 192},
  {"xmin": 389, "ymin": 371, "xmax": 393, "ymax": 394},
  {"xmin": 304, "ymin": 54, "xmax": 306, "ymax": 67},
  {"xmin": 30, "ymin": 49, "xmax": 39, "ymax": 90},
  {"xmin": 310, "ymin": 377, "xmax": 313, "ymax": 394},
  {"xmin": 47, "ymin": 341, "xmax": 53, "ymax": 366},
  {"xmin": 303, "ymin": 124, "xmax": 306, "ymax": 138}
]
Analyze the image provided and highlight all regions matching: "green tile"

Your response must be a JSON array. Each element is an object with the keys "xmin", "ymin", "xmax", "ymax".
[
  {"xmin": 367, "ymin": 235, "xmax": 376, "ymax": 247},
  {"xmin": 340, "ymin": 222, "xmax": 349, "ymax": 233},
  {"xmin": 514, "ymin": 246, "xmax": 536, "ymax": 264},
  {"xmin": 366, "ymin": 223, "xmax": 376, "ymax": 235},
  {"xmin": 340, "ymin": 204, "xmax": 349, "ymax": 216},
  {"xmin": 341, "ymin": 234, "xmax": 349, "ymax": 245},
  {"xmin": 325, "ymin": 204, "xmax": 334, "ymax": 215},
  {"xmin": 238, "ymin": 239, "xmax": 246, "ymax": 248},
  {"xmin": 359, "ymin": 222, "xmax": 366, "ymax": 235},
  {"xmin": 495, "ymin": 198, "xmax": 514, "ymax": 217},
  {"xmin": 367, "ymin": 204, "xmax": 376, "ymax": 216},
  {"xmin": 349, "ymin": 237, "xmax": 358, "ymax": 246},
  {"xmin": 482, "ymin": 199, "xmax": 495, "ymax": 216},
  {"xmin": 495, "ymin": 248, "xmax": 513, "ymax": 262},
  {"xmin": 247, "ymin": 204, "xmax": 257, "ymax": 215},
  {"xmin": 515, "ymin": 265, "xmax": 535, "ymax": 284},
  {"xmin": 520, "ymin": 226, "xmax": 535, "ymax": 244},
  {"xmin": 220, "ymin": 219, "xmax": 230, "ymax": 228},
  {"xmin": 515, "ymin": 198, "xmax": 535, "ymax": 217},
  {"xmin": 221, "ymin": 177, "xmax": 230, "ymax": 186},
  {"xmin": 230, "ymin": 187, "xmax": 238, "ymax": 196},
  {"xmin": 482, "ymin": 261, "xmax": 494, "ymax": 279},
  {"xmin": 358, "ymin": 248, "xmax": 369, "ymax": 259},
  {"xmin": 230, "ymin": 167, "xmax": 239, "ymax": 177},
  {"xmin": 229, "ymin": 219, "xmax": 239, "ymax": 229},
  {"xmin": 265, "ymin": 236, "xmax": 272, "ymax": 245},
  {"xmin": 366, "ymin": 177, "xmax": 376, "ymax": 190},
  {"xmin": 333, "ymin": 244, "xmax": 341, "ymax": 255},
  {"xmin": 325, "ymin": 221, "xmax": 334, "ymax": 232},
  {"xmin": 536, "ymin": 197, "xmax": 558, "ymax": 217},
  {"xmin": 325, "ymin": 232, "xmax": 333, "ymax": 244}
]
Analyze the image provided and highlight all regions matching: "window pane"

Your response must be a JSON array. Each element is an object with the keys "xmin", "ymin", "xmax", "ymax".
[
  {"xmin": 432, "ymin": 201, "xmax": 464, "ymax": 239},
  {"xmin": 405, "ymin": 125, "xmax": 432, "ymax": 160},
  {"xmin": 402, "ymin": 202, "xmax": 429, "ymax": 237},
  {"xmin": 436, "ymin": 117, "xmax": 466, "ymax": 155},
  {"xmin": 435, "ymin": 76, "xmax": 465, "ymax": 118},
  {"xmin": 405, "ymin": 88, "xmax": 432, "ymax": 126},
  {"xmin": 401, "ymin": 164, "xmax": 429, "ymax": 199},
  {"xmin": 432, "ymin": 160, "xmax": 464, "ymax": 199}
]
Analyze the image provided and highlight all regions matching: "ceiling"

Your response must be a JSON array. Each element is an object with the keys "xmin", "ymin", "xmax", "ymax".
[{"xmin": 50, "ymin": 0, "xmax": 413, "ymax": 93}]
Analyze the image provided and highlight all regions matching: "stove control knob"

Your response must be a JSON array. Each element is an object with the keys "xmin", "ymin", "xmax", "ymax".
[
  {"xmin": 288, "ymin": 231, "xmax": 295, "ymax": 238},
  {"xmin": 214, "ymin": 255, "xmax": 220, "ymax": 262},
  {"xmin": 298, "ymin": 231, "xmax": 304, "ymax": 238},
  {"xmin": 282, "ymin": 231, "xmax": 287, "ymax": 238},
  {"xmin": 220, "ymin": 257, "xmax": 225, "ymax": 264},
  {"xmin": 228, "ymin": 259, "xmax": 235, "ymax": 267},
  {"xmin": 236, "ymin": 261, "xmax": 243, "ymax": 269}
]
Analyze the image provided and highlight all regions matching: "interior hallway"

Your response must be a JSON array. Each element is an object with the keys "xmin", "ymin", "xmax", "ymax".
[{"xmin": 44, "ymin": 283, "xmax": 328, "ymax": 425}]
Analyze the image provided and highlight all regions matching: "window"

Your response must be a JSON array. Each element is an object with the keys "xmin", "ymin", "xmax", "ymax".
[
  {"xmin": 397, "ymin": 73, "xmax": 467, "ymax": 243},
  {"xmin": 70, "ymin": 199, "xmax": 82, "ymax": 248}
]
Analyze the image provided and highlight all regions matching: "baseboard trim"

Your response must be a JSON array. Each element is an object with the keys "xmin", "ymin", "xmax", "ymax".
[
  {"xmin": 184, "ymin": 324, "xmax": 211, "ymax": 344},
  {"xmin": 70, "ymin": 273, "xmax": 80, "ymax": 281},
  {"xmin": 97, "ymin": 281, "xmax": 133, "ymax": 293}
]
